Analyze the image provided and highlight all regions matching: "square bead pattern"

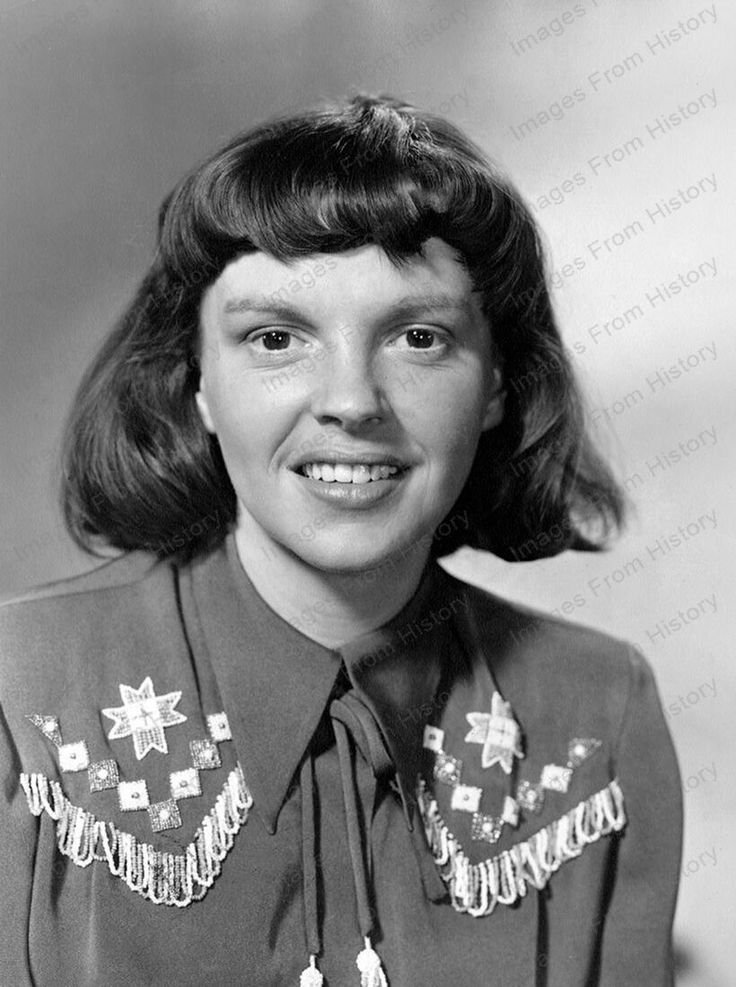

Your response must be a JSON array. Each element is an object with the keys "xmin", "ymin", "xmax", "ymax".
[
  {"xmin": 170, "ymin": 767, "xmax": 201, "ymax": 800},
  {"xmin": 471, "ymin": 812, "xmax": 502, "ymax": 844},
  {"xmin": 118, "ymin": 778, "xmax": 150, "ymax": 812},
  {"xmin": 422, "ymin": 722, "xmax": 601, "ymax": 845},
  {"xmin": 148, "ymin": 799, "xmax": 182, "ymax": 833},
  {"xmin": 423, "ymin": 724, "xmax": 518, "ymax": 844},
  {"xmin": 144, "ymin": 712, "xmax": 231, "ymax": 829},
  {"xmin": 207, "ymin": 712, "xmax": 232, "ymax": 743},
  {"xmin": 501, "ymin": 795, "xmax": 519, "ymax": 826},
  {"xmin": 541, "ymin": 764, "xmax": 572, "ymax": 793},
  {"xmin": 451, "ymin": 785, "xmax": 482, "ymax": 814},
  {"xmin": 432, "ymin": 751, "xmax": 462, "ymax": 787},
  {"xmin": 110, "ymin": 711, "xmax": 232, "ymax": 830},
  {"xmin": 514, "ymin": 737, "xmax": 602, "ymax": 815},
  {"xmin": 190, "ymin": 738, "xmax": 221, "ymax": 770},
  {"xmin": 88, "ymin": 759, "xmax": 120, "ymax": 792},
  {"xmin": 516, "ymin": 780, "xmax": 544, "ymax": 814},
  {"xmin": 59, "ymin": 741, "xmax": 90, "ymax": 773},
  {"xmin": 469, "ymin": 796, "xmax": 520, "ymax": 846},
  {"xmin": 422, "ymin": 725, "xmax": 445, "ymax": 753},
  {"xmin": 31, "ymin": 707, "xmax": 234, "ymax": 833}
]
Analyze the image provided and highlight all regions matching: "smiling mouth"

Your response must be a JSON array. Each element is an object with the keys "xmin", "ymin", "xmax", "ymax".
[{"xmin": 298, "ymin": 463, "xmax": 406, "ymax": 483}]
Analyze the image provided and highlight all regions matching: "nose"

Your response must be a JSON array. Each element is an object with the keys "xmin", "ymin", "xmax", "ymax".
[{"xmin": 311, "ymin": 343, "xmax": 387, "ymax": 429}]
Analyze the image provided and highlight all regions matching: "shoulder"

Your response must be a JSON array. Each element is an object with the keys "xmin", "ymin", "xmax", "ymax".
[
  {"xmin": 0, "ymin": 549, "xmax": 159, "ymax": 609},
  {"xmin": 441, "ymin": 567, "xmax": 653, "ymax": 731},
  {"xmin": 444, "ymin": 565, "xmax": 639, "ymax": 662},
  {"xmin": 0, "ymin": 550, "xmax": 178, "ymax": 702}
]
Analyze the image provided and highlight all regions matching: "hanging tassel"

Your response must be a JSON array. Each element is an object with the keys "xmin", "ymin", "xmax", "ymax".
[
  {"xmin": 299, "ymin": 954, "xmax": 323, "ymax": 987},
  {"xmin": 356, "ymin": 936, "xmax": 388, "ymax": 987}
]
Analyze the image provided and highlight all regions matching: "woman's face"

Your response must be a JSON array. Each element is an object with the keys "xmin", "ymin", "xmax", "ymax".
[{"xmin": 196, "ymin": 238, "xmax": 504, "ymax": 574}]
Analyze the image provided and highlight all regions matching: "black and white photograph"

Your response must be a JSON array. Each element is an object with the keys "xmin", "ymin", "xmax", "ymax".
[{"xmin": 0, "ymin": 2, "xmax": 731, "ymax": 984}]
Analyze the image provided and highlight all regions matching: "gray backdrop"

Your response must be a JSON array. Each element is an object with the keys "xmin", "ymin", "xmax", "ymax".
[{"xmin": 1, "ymin": 1, "xmax": 732, "ymax": 983}]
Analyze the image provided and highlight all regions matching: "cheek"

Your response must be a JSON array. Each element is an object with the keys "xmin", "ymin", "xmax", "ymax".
[
  {"xmin": 201, "ymin": 371, "xmax": 277, "ymax": 468},
  {"xmin": 392, "ymin": 370, "xmax": 487, "ymax": 463}
]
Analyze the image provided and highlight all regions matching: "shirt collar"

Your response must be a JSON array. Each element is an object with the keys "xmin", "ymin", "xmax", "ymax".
[
  {"xmin": 187, "ymin": 533, "xmax": 464, "ymax": 833},
  {"xmin": 338, "ymin": 563, "xmax": 464, "ymax": 817}
]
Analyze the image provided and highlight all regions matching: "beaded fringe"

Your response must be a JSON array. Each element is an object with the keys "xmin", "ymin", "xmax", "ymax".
[
  {"xmin": 417, "ymin": 777, "xmax": 626, "ymax": 917},
  {"xmin": 20, "ymin": 765, "xmax": 253, "ymax": 907}
]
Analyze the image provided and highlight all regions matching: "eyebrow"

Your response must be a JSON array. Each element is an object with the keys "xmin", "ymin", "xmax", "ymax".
[{"xmin": 222, "ymin": 292, "xmax": 475, "ymax": 319}]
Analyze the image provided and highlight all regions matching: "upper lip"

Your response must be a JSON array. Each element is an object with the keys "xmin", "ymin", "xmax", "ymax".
[{"xmin": 289, "ymin": 450, "xmax": 410, "ymax": 471}]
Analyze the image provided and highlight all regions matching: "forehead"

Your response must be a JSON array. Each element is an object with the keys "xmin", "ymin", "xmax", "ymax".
[{"xmin": 202, "ymin": 238, "xmax": 481, "ymax": 323}]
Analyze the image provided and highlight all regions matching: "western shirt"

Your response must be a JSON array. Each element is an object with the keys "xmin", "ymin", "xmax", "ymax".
[{"xmin": 0, "ymin": 534, "xmax": 682, "ymax": 985}]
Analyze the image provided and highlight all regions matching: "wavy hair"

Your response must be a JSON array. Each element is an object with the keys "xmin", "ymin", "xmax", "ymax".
[{"xmin": 61, "ymin": 93, "xmax": 626, "ymax": 563}]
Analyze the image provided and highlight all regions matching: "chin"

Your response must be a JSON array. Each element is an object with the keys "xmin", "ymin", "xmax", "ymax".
[
  {"xmin": 294, "ymin": 544, "xmax": 394, "ymax": 576},
  {"xmin": 291, "ymin": 529, "xmax": 431, "ymax": 578}
]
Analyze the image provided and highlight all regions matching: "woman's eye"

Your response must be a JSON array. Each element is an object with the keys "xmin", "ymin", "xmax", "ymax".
[
  {"xmin": 396, "ymin": 328, "xmax": 449, "ymax": 352},
  {"xmin": 252, "ymin": 330, "xmax": 293, "ymax": 351},
  {"xmin": 406, "ymin": 329, "xmax": 436, "ymax": 349}
]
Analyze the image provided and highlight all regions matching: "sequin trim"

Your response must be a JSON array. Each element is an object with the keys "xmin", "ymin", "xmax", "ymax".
[
  {"xmin": 148, "ymin": 799, "xmax": 182, "ymax": 833},
  {"xmin": 190, "ymin": 738, "xmax": 221, "ymax": 770},
  {"xmin": 25, "ymin": 714, "xmax": 63, "ymax": 747},
  {"xmin": 20, "ymin": 764, "xmax": 253, "ymax": 907},
  {"xmin": 433, "ymin": 751, "xmax": 462, "ymax": 786},
  {"xmin": 417, "ymin": 777, "xmax": 626, "ymax": 917},
  {"xmin": 88, "ymin": 759, "xmax": 120, "ymax": 793}
]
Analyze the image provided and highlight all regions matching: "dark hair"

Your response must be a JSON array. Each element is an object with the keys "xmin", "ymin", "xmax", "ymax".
[{"xmin": 60, "ymin": 93, "xmax": 626, "ymax": 564}]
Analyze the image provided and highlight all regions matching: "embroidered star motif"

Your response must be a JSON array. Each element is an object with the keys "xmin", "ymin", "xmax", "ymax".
[
  {"xmin": 102, "ymin": 677, "xmax": 187, "ymax": 760},
  {"xmin": 464, "ymin": 692, "xmax": 524, "ymax": 773}
]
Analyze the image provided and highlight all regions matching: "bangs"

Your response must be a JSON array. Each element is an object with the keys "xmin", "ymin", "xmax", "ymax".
[{"xmin": 157, "ymin": 97, "xmax": 518, "ymax": 293}]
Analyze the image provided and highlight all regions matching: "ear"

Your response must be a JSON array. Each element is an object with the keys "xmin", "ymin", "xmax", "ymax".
[
  {"xmin": 481, "ymin": 367, "xmax": 506, "ymax": 432},
  {"xmin": 195, "ymin": 382, "xmax": 217, "ymax": 434}
]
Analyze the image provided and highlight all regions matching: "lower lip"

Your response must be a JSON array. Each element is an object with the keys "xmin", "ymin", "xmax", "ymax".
[{"xmin": 292, "ymin": 469, "xmax": 408, "ymax": 507}]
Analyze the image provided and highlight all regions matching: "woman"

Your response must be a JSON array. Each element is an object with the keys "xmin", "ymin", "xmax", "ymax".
[{"xmin": 0, "ymin": 94, "xmax": 681, "ymax": 985}]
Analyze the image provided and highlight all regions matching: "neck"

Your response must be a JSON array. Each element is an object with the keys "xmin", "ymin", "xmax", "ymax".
[{"xmin": 233, "ymin": 516, "xmax": 432, "ymax": 649}]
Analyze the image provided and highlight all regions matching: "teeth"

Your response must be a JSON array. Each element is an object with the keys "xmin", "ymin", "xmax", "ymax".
[
  {"xmin": 301, "ymin": 462, "xmax": 401, "ymax": 483},
  {"xmin": 352, "ymin": 465, "xmax": 372, "ymax": 484}
]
